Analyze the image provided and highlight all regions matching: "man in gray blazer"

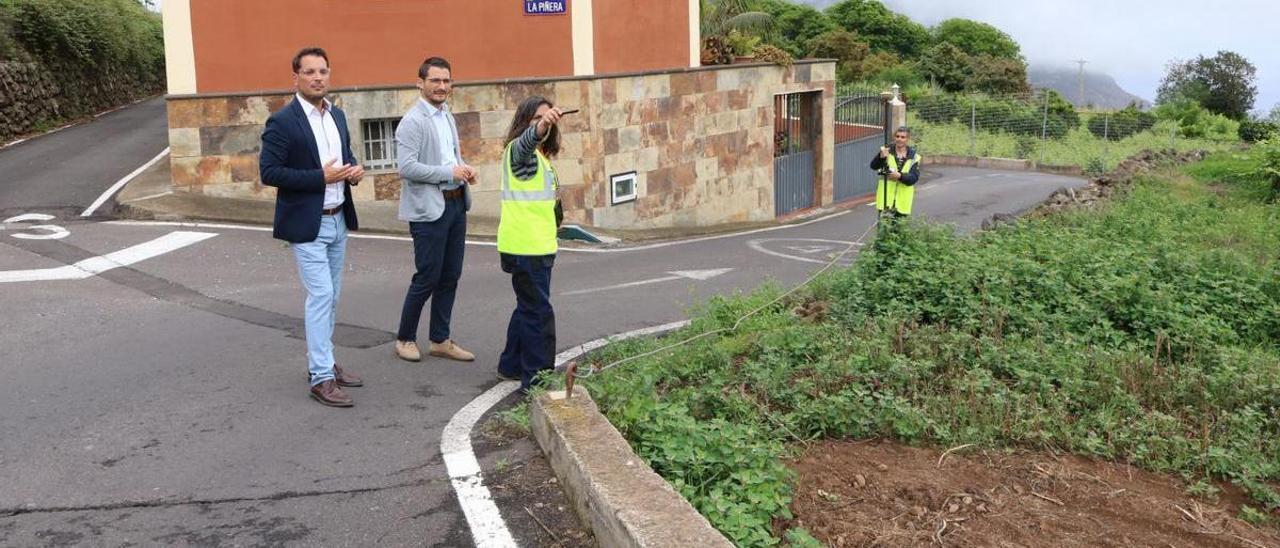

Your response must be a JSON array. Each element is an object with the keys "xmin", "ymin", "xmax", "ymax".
[{"xmin": 393, "ymin": 56, "xmax": 476, "ymax": 363}]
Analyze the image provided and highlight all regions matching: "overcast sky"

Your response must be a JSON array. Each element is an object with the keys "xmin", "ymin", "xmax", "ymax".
[{"xmin": 802, "ymin": 0, "xmax": 1278, "ymax": 115}]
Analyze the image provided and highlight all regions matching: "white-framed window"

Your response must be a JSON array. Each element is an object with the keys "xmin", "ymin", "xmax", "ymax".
[
  {"xmin": 361, "ymin": 118, "xmax": 399, "ymax": 171},
  {"xmin": 610, "ymin": 171, "xmax": 637, "ymax": 205}
]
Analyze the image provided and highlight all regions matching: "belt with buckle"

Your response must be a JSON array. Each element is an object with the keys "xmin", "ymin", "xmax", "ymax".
[
  {"xmin": 442, "ymin": 187, "xmax": 465, "ymax": 200},
  {"xmin": 322, "ymin": 206, "xmax": 342, "ymax": 215}
]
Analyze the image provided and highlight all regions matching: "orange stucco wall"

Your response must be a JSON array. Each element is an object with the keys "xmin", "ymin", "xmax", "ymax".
[
  {"xmin": 592, "ymin": 0, "xmax": 691, "ymax": 75},
  {"xmin": 188, "ymin": 0, "xmax": 575, "ymax": 93}
]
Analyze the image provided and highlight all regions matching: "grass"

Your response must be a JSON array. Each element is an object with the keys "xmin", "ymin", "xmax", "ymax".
[
  {"xmin": 908, "ymin": 114, "xmax": 1238, "ymax": 173},
  {"xmin": 544, "ymin": 150, "xmax": 1280, "ymax": 545}
]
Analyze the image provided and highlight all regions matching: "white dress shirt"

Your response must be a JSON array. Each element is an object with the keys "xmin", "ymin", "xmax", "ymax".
[
  {"xmin": 420, "ymin": 98, "xmax": 460, "ymax": 190},
  {"xmin": 298, "ymin": 93, "xmax": 346, "ymax": 210}
]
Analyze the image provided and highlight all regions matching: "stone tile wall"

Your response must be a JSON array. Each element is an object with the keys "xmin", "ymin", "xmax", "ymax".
[{"xmin": 165, "ymin": 60, "xmax": 836, "ymax": 229}]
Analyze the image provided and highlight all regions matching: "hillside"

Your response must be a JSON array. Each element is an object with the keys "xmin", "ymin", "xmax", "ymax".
[{"xmin": 1027, "ymin": 65, "xmax": 1149, "ymax": 109}]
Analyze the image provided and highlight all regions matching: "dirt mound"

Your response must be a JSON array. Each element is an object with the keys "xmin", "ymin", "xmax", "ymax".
[{"xmin": 786, "ymin": 440, "xmax": 1279, "ymax": 547}]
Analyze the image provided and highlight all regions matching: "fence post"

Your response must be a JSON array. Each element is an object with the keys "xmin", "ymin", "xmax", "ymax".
[
  {"xmin": 1039, "ymin": 93, "xmax": 1049, "ymax": 164},
  {"xmin": 969, "ymin": 102, "xmax": 976, "ymax": 158},
  {"xmin": 1103, "ymin": 114, "xmax": 1110, "ymax": 161}
]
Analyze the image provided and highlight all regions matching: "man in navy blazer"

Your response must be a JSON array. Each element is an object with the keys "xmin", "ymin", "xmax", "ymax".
[{"xmin": 259, "ymin": 47, "xmax": 366, "ymax": 408}]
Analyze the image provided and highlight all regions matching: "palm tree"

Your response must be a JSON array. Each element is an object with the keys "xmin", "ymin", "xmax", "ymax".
[{"xmin": 700, "ymin": 0, "xmax": 773, "ymax": 39}]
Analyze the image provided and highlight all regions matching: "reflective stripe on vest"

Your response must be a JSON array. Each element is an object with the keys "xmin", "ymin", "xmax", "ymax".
[
  {"xmin": 876, "ymin": 152, "xmax": 920, "ymax": 215},
  {"xmin": 497, "ymin": 143, "xmax": 559, "ymax": 255}
]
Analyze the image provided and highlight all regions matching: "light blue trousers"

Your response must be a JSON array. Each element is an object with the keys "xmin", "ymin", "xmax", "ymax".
[{"xmin": 292, "ymin": 214, "xmax": 347, "ymax": 386}]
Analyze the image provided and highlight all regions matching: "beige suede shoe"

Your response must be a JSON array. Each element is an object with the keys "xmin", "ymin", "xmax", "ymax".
[
  {"xmin": 395, "ymin": 340, "xmax": 422, "ymax": 362},
  {"xmin": 429, "ymin": 340, "xmax": 475, "ymax": 362}
]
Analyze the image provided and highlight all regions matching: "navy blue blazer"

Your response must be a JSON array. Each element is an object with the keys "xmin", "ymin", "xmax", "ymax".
[{"xmin": 259, "ymin": 97, "xmax": 360, "ymax": 243}]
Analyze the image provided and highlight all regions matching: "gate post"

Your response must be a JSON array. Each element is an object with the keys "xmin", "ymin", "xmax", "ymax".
[{"xmin": 889, "ymin": 84, "xmax": 907, "ymax": 132}]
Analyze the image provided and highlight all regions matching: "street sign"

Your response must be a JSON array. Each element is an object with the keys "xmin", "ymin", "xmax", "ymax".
[{"xmin": 524, "ymin": 0, "xmax": 566, "ymax": 15}]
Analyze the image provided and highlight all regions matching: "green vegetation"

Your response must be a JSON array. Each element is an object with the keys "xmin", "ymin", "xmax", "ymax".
[
  {"xmin": 554, "ymin": 151, "xmax": 1280, "ymax": 544},
  {"xmin": 1239, "ymin": 120, "xmax": 1278, "ymax": 143},
  {"xmin": 909, "ymin": 116, "xmax": 1234, "ymax": 169},
  {"xmin": 0, "ymin": 0, "xmax": 163, "ymax": 137},
  {"xmin": 1157, "ymin": 50, "xmax": 1258, "ymax": 121},
  {"xmin": 1086, "ymin": 105, "xmax": 1157, "ymax": 140},
  {"xmin": 2, "ymin": 0, "xmax": 162, "ymax": 74}
]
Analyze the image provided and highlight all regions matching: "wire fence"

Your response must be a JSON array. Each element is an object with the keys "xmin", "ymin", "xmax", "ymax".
[{"xmin": 903, "ymin": 90, "xmax": 1185, "ymax": 173}]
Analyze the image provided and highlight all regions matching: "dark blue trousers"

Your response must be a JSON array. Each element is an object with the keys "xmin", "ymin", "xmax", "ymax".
[
  {"xmin": 397, "ymin": 197, "xmax": 466, "ymax": 343},
  {"xmin": 497, "ymin": 253, "xmax": 556, "ymax": 390}
]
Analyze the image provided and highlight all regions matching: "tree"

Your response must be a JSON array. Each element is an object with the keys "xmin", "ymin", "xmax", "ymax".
[
  {"xmin": 824, "ymin": 0, "xmax": 930, "ymax": 58},
  {"xmin": 931, "ymin": 18, "xmax": 1021, "ymax": 60},
  {"xmin": 918, "ymin": 42, "xmax": 969, "ymax": 92},
  {"xmin": 964, "ymin": 54, "xmax": 1030, "ymax": 94},
  {"xmin": 701, "ymin": 0, "xmax": 772, "ymax": 40},
  {"xmin": 1267, "ymin": 104, "xmax": 1280, "ymax": 125},
  {"xmin": 806, "ymin": 29, "xmax": 870, "ymax": 82},
  {"xmin": 754, "ymin": 0, "xmax": 835, "ymax": 58},
  {"xmin": 1156, "ymin": 50, "xmax": 1257, "ymax": 120}
]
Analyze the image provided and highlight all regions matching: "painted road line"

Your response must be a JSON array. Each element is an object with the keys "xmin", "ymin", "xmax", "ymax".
[
  {"xmin": 442, "ymin": 382, "xmax": 520, "ymax": 548},
  {"xmin": 107, "ymin": 208, "xmax": 853, "ymax": 254},
  {"xmin": 81, "ymin": 148, "xmax": 171, "ymax": 217},
  {"xmin": 560, "ymin": 268, "xmax": 733, "ymax": 296},
  {"xmin": 4, "ymin": 213, "xmax": 70, "ymax": 240},
  {"xmin": 747, "ymin": 238, "xmax": 862, "ymax": 265},
  {"xmin": 444, "ymin": 319, "xmax": 690, "ymax": 547},
  {"xmin": 0, "ymin": 231, "xmax": 216, "ymax": 283}
]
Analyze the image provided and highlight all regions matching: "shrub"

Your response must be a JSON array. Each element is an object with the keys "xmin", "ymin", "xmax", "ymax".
[
  {"xmin": 1088, "ymin": 105, "xmax": 1157, "ymax": 140},
  {"xmin": 1239, "ymin": 120, "xmax": 1278, "ymax": 143}
]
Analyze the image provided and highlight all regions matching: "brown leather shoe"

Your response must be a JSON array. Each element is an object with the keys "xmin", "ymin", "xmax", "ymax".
[
  {"xmin": 334, "ymin": 364, "xmax": 363, "ymax": 387},
  {"xmin": 429, "ymin": 339, "xmax": 475, "ymax": 362},
  {"xmin": 310, "ymin": 379, "xmax": 353, "ymax": 407},
  {"xmin": 395, "ymin": 340, "xmax": 422, "ymax": 362}
]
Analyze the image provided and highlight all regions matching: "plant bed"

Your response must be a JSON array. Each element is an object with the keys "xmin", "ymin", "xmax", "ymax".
[
  {"xmin": 547, "ymin": 149, "xmax": 1280, "ymax": 545},
  {"xmin": 786, "ymin": 439, "xmax": 1279, "ymax": 547}
]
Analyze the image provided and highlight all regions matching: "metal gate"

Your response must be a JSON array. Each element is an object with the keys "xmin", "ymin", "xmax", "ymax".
[
  {"xmin": 773, "ymin": 92, "xmax": 819, "ymax": 216},
  {"xmin": 833, "ymin": 90, "xmax": 888, "ymax": 202}
]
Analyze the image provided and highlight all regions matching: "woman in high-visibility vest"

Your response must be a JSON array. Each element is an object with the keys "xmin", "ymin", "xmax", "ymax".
[
  {"xmin": 495, "ymin": 96, "xmax": 565, "ymax": 395},
  {"xmin": 869, "ymin": 126, "xmax": 922, "ymax": 218}
]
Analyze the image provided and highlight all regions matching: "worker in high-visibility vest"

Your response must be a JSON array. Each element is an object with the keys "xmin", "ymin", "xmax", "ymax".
[
  {"xmin": 869, "ymin": 126, "xmax": 922, "ymax": 218},
  {"xmin": 495, "ymin": 96, "xmax": 565, "ymax": 395}
]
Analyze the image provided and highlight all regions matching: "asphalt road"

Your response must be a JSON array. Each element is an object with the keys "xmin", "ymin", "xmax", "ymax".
[
  {"xmin": 0, "ymin": 97, "xmax": 169, "ymax": 221},
  {"xmin": 0, "ymin": 100, "xmax": 1086, "ymax": 547}
]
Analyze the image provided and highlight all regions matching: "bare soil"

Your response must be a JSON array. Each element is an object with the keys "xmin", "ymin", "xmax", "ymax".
[
  {"xmin": 477, "ymin": 412, "xmax": 594, "ymax": 548},
  {"xmin": 786, "ymin": 440, "xmax": 1280, "ymax": 547}
]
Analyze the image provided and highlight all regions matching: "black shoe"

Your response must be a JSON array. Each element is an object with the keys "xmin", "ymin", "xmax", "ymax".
[{"xmin": 497, "ymin": 371, "xmax": 520, "ymax": 382}]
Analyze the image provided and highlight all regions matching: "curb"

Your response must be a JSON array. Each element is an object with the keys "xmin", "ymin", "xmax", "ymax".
[
  {"xmin": 530, "ymin": 387, "xmax": 733, "ymax": 548},
  {"xmin": 924, "ymin": 154, "xmax": 1084, "ymax": 177}
]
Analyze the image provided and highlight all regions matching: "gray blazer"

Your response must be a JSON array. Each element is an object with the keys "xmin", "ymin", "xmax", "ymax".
[{"xmin": 395, "ymin": 100, "xmax": 472, "ymax": 222}]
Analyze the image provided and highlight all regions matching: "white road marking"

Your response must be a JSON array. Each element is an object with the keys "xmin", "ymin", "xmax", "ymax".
[
  {"xmin": 443, "ymin": 320, "xmax": 690, "ymax": 547},
  {"xmin": 81, "ymin": 148, "xmax": 170, "ymax": 217},
  {"xmin": 107, "ymin": 208, "xmax": 852, "ymax": 254},
  {"xmin": 747, "ymin": 238, "xmax": 862, "ymax": 264},
  {"xmin": 785, "ymin": 245, "xmax": 838, "ymax": 254},
  {"xmin": 560, "ymin": 268, "xmax": 733, "ymax": 296},
  {"xmin": 441, "ymin": 382, "xmax": 519, "ymax": 548},
  {"xmin": 0, "ymin": 231, "xmax": 216, "ymax": 283},
  {"xmin": 4, "ymin": 213, "xmax": 70, "ymax": 240}
]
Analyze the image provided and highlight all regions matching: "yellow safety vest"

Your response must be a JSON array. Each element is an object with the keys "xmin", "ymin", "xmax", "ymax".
[
  {"xmin": 497, "ymin": 143, "xmax": 559, "ymax": 256},
  {"xmin": 876, "ymin": 152, "xmax": 920, "ymax": 215}
]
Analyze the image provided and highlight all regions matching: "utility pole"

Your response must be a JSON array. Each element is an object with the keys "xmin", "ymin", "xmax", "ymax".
[{"xmin": 1073, "ymin": 59, "xmax": 1088, "ymax": 108}]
